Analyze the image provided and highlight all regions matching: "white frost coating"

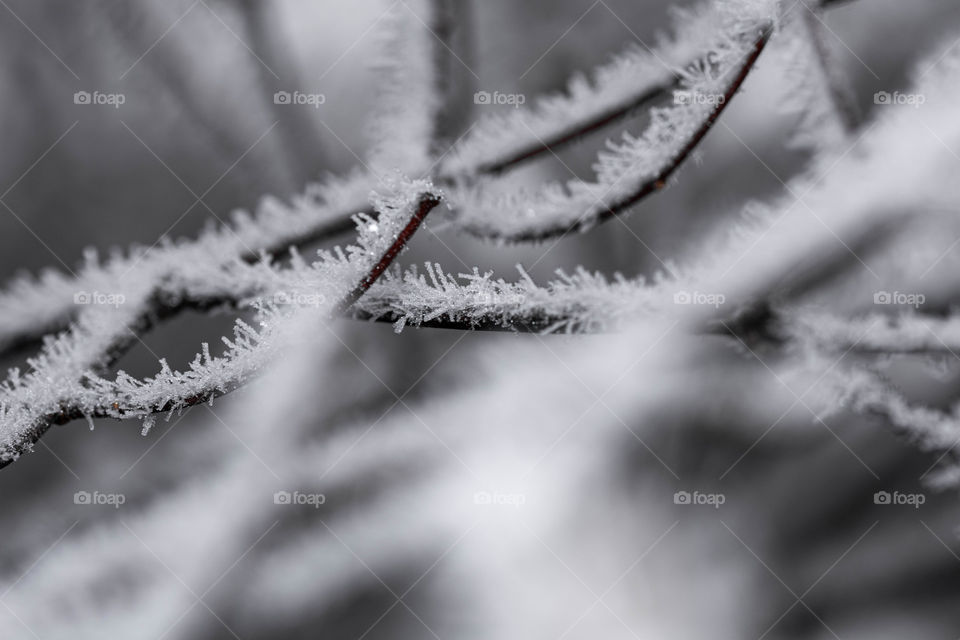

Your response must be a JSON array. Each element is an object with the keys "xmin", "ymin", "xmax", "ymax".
[
  {"xmin": 813, "ymin": 362, "xmax": 960, "ymax": 455},
  {"xmin": 0, "ymin": 168, "xmax": 377, "ymax": 349},
  {"xmin": 0, "ymin": 177, "xmax": 437, "ymax": 463},
  {"xmin": 0, "ymin": 284, "xmax": 154, "ymax": 462},
  {"xmin": 786, "ymin": 312, "xmax": 960, "ymax": 458},
  {"xmin": 789, "ymin": 312, "xmax": 960, "ymax": 354},
  {"xmin": 355, "ymin": 263, "xmax": 675, "ymax": 333},
  {"xmin": 367, "ymin": 0, "xmax": 442, "ymax": 173},
  {"xmin": 442, "ymin": 0, "xmax": 779, "ymax": 176},
  {"xmin": 447, "ymin": 0, "xmax": 776, "ymax": 240}
]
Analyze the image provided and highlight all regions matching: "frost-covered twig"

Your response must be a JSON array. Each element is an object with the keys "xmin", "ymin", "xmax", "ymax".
[
  {"xmin": 0, "ymin": 183, "xmax": 440, "ymax": 467},
  {"xmin": 336, "ymin": 194, "xmax": 443, "ymax": 311},
  {"xmin": 789, "ymin": 312, "xmax": 960, "ymax": 355},
  {"xmin": 367, "ymin": 0, "xmax": 445, "ymax": 173},
  {"xmin": 452, "ymin": 21, "xmax": 771, "ymax": 242},
  {"xmin": 351, "ymin": 264, "xmax": 668, "ymax": 334}
]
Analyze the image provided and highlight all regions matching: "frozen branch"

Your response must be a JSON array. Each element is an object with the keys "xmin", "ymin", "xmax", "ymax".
[
  {"xmin": 452, "ymin": 22, "xmax": 772, "ymax": 242},
  {"xmin": 0, "ymin": 184, "xmax": 441, "ymax": 467}
]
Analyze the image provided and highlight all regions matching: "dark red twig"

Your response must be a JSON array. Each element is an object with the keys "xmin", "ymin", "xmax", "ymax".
[
  {"xmin": 476, "ymin": 29, "xmax": 771, "ymax": 243},
  {"xmin": 337, "ymin": 193, "xmax": 443, "ymax": 312}
]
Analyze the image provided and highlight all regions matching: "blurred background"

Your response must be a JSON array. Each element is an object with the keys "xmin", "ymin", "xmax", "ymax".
[{"xmin": 1, "ymin": 0, "xmax": 960, "ymax": 638}]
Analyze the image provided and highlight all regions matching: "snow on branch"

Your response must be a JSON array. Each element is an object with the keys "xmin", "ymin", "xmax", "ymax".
[
  {"xmin": 0, "ymin": 169, "xmax": 377, "ymax": 354},
  {"xmin": 351, "ymin": 263, "xmax": 669, "ymax": 334},
  {"xmin": 367, "ymin": 0, "xmax": 444, "ymax": 173},
  {"xmin": 811, "ymin": 359, "xmax": 960, "ymax": 460},
  {"xmin": 449, "ymin": 6, "xmax": 775, "ymax": 242},
  {"xmin": 0, "ymin": 180, "xmax": 441, "ymax": 466},
  {"xmin": 441, "ymin": 0, "xmax": 772, "ymax": 177}
]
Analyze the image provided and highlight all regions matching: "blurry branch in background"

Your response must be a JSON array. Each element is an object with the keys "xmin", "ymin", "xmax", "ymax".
[
  {"xmin": 104, "ymin": 2, "xmax": 294, "ymax": 190},
  {"xmin": 429, "ymin": 0, "xmax": 479, "ymax": 145},
  {"xmin": 800, "ymin": 5, "xmax": 861, "ymax": 133},
  {"xmin": 233, "ymin": 0, "xmax": 328, "ymax": 183}
]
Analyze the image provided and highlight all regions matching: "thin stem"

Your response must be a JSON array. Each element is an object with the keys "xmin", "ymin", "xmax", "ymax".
[
  {"xmin": 476, "ymin": 77, "xmax": 679, "ymax": 176},
  {"xmin": 474, "ymin": 29, "xmax": 772, "ymax": 243},
  {"xmin": 336, "ymin": 194, "xmax": 443, "ymax": 312}
]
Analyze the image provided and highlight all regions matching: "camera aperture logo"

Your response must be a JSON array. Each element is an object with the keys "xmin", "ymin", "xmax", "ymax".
[
  {"xmin": 74, "ymin": 490, "xmax": 126, "ymax": 509},
  {"xmin": 673, "ymin": 90, "xmax": 725, "ymax": 106},
  {"xmin": 873, "ymin": 91, "xmax": 925, "ymax": 108},
  {"xmin": 473, "ymin": 490, "xmax": 526, "ymax": 508},
  {"xmin": 673, "ymin": 490, "xmax": 725, "ymax": 509},
  {"xmin": 74, "ymin": 90, "xmax": 126, "ymax": 109},
  {"xmin": 273, "ymin": 91, "xmax": 325, "ymax": 108},
  {"xmin": 873, "ymin": 291, "xmax": 924, "ymax": 308},
  {"xmin": 273, "ymin": 490, "xmax": 326, "ymax": 508},
  {"xmin": 74, "ymin": 291, "xmax": 126, "ymax": 308},
  {"xmin": 673, "ymin": 290, "xmax": 725, "ymax": 308},
  {"xmin": 873, "ymin": 490, "xmax": 925, "ymax": 509},
  {"xmin": 474, "ymin": 91, "xmax": 526, "ymax": 108},
  {"xmin": 273, "ymin": 291, "xmax": 327, "ymax": 308}
]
